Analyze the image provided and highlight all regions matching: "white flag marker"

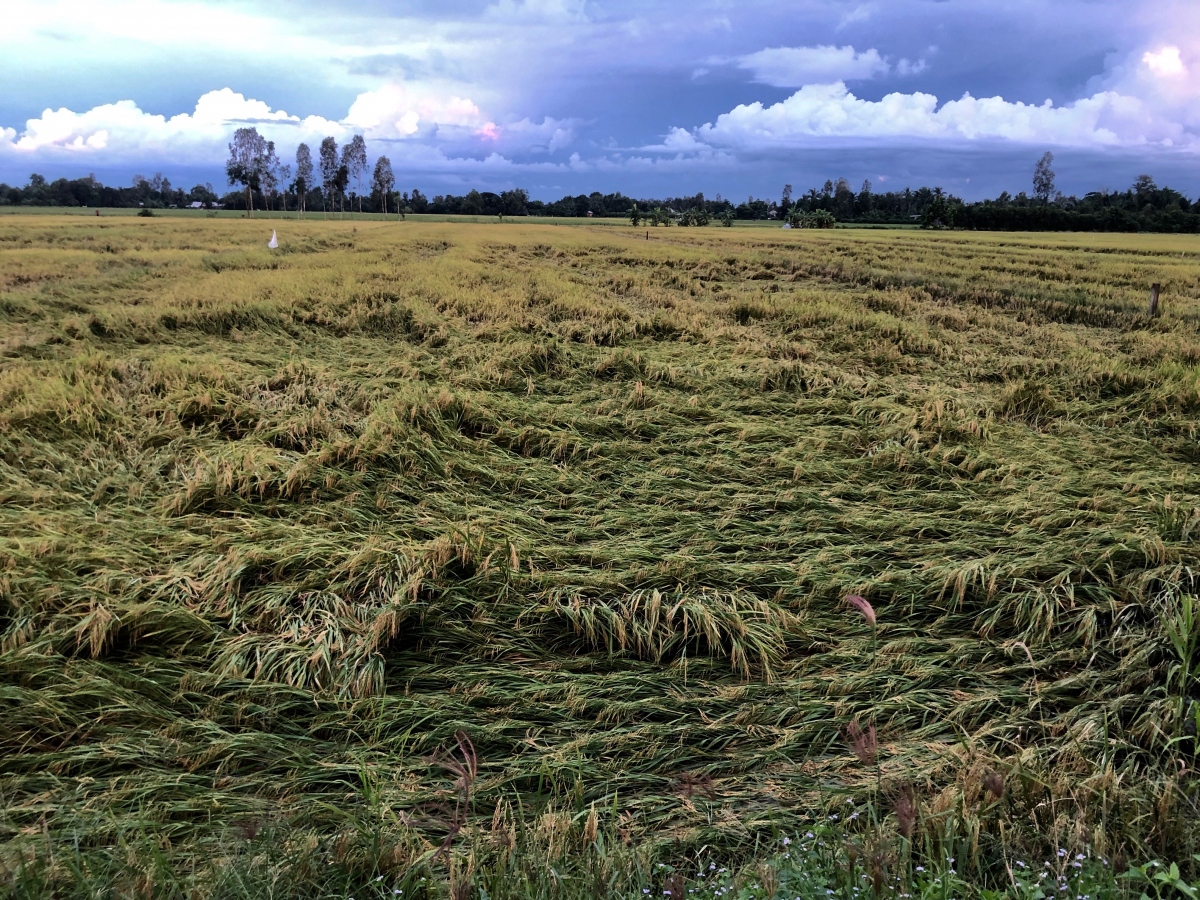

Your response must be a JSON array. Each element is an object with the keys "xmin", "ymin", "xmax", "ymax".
[{"xmin": 268, "ymin": 230, "xmax": 278, "ymax": 249}]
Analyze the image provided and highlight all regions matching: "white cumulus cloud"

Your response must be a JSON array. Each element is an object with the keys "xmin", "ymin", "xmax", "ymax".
[
  {"xmin": 640, "ymin": 127, "xmax": 710, "ymax": 153},
  {"xmin": 344, "ymin": 84, "xmax": 489, "ymax": 138},
  {"xmin": 0, "ymin": 86, "xmax": 577, "ymax": 168},
  {"xmin": 736, "ymin": 45, "xmax": 889, "ymax": 86},
  {"xmin": 1091, "ymin": 39, "xmax": 1200, "ymax": 134},
  {"xmin": 3, "ymin": 89, "xmax": 339, "ymax": 165},
  {"xmin": 1143, "ymin": 46, "xmax": 1186, "ymax": 78},
  {"xmin": 689, "ymin": 81, "xmax": 1194, "ymax": 150},
  {"xmin": 496, "ymin": 117, "xmax": 579, "ymax": 153}
]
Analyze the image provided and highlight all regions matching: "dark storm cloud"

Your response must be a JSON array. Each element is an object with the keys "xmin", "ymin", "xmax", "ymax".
[{"xmin": 1, "ymin": 0, "xmax": 1196, "ymax": 199}]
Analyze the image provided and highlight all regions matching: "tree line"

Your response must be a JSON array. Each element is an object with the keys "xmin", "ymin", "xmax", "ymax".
[
  {"xmin": 773, "ymin": 154, "xmax": 1200, "ymax": 233},
  {"xmin": 2, "ymin": 137, "xmax": 1197, "ymax": 233}
]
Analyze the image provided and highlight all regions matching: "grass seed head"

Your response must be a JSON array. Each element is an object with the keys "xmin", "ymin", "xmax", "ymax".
[
  {"xmin": 844, "ymin": 594, "xmax": 876, "ymax": 627},
  {"xmin": 895, "ymin": 786, "xmax": 917, "ymax": 839},
  {"xmin": 584, "ymin": 804, "xmax": 599, "ymax": 843},
  {"xmin": 845, "ymin": 719, "xmax": 877, "ymax": 767}
]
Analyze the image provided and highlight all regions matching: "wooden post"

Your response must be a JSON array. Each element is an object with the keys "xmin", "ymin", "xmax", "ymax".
[{"xmin": 1149, "ymin": 283, "xmax": 1162, "ymax": 318}]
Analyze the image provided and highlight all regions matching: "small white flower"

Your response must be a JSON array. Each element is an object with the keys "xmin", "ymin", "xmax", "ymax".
[
  {"xmin": 916, "ymin": 867, "xmax": 925, "ymax": 873},
  {"xmin": 783, "ymin": 836, "xmax": 791, "ymax": 846}
]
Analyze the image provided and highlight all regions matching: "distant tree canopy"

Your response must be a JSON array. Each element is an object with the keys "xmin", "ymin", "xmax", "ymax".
[
  {"xmin": 1033, "ymin": 152, "xmax": 1056, "ymax": 203},
  {"xmin": 341, "ymin": 135, "xmax": 368, "ymax": 215},
  {"xmin": 4, "ymin": 149, "xmax": 1198, "ymax": 233},
  {"xmin": 318, "ymin": 137, "xmax": 339, "ymax": 215},
  {"xmin": 225, "ymin": 127, "xmax": 269, "ymax": 217},
  {"xmin": 371, "ymin": 156, "xmax": 396, "ymax": 217},
  {"xmin": 294, "ymin": 143, "xmax": 314, "ymax": 215}
]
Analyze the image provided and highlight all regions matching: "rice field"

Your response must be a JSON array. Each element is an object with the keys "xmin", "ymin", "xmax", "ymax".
[{"xmin": 1, "ymin": 216, "xmax": 1199, "ymax": 898}]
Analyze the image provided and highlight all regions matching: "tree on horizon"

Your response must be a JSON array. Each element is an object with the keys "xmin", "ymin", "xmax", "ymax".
[
  {"xmin": 318, "ymin": 137, "xmax": 339, "ymax": 218},
  {"xmin": 1034, "ymin": 151, "xmax": 1056, "ymax": 203},
  {"xmin": 372, "ymin": 155, "xmax": 395, "ymax": 218},
  {"xmin": 225, "ymin": 127, "xmax": 268, "ymax": 218}
]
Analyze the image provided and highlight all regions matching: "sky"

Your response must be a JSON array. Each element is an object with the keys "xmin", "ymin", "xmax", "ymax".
[{"xmin": 1, "ymin": 0, "xmax": 1198, "ymax": 201}]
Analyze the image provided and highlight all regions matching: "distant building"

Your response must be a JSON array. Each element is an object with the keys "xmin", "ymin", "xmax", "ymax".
[{"xmin": 189, "ymin": 201, "xmax": 204, "ymax": 209}]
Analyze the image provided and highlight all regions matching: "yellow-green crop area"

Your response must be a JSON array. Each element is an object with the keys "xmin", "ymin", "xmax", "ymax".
[{"xmin": 2, "ymin": 217, "xmax": 1199, "ymax": 898}]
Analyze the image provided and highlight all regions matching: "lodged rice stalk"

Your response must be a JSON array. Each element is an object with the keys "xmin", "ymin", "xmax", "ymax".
[{"xmin": 1, "ymin": 216, "xmax": 1199, "ymax": 895}]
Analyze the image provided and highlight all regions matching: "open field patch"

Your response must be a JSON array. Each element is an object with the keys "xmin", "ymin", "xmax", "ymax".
[{"xmin": 1, "ymin": 217, "xmax": 1199, "ymax": 898}]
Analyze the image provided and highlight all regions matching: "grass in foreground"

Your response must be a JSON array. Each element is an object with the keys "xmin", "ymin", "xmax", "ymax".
[{"xmin": 1, "ymin": 217, "xmax": 1199, "ymax": 897}]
